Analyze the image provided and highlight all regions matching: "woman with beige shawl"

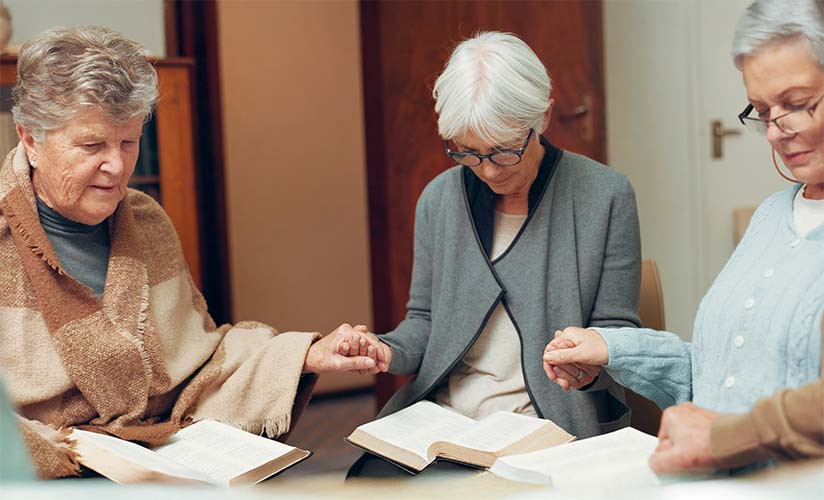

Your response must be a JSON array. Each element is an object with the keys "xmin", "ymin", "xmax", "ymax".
[{"xmin": 0, "ymin": 26, "xmax": 378, "ymax": 479}]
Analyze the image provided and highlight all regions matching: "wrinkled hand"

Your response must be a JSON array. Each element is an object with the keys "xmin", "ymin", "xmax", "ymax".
[
  {"xmin": 336, "ymin": 325, "xmax": 392, "ymax": 374},
  {"xmin": 303, "ymin": 324, "xmax": 378, "ymax": 374},
  {"xmin": 543, "ymin": 326, "xmax": 609, "ymax": 365},
  {"xmin": 543, "ymin": 337, "xmax": 599, "ymax": 390},
  {"xmin": 649, "ymin": 402, "xmax": 720, "ymax": 474}
]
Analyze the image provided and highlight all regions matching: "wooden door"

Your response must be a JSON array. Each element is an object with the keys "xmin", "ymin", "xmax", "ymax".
[{"xmin": 360, "ymin": 1, "xmax": 607, "ymax": 407}]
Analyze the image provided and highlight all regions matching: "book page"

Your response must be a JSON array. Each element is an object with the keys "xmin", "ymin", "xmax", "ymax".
[
  {"xmin": 355, "ymin": 401, "xmax": 476, "ymax": 459},
  {"xmin": 444, "ymin": 412, "xmax": 553, "ymax": 452},
  {"xmin": 489, "ymin": 427, "xmax": 660, "ymax": 490},
  {"xmin": 71, "ymin": 429, "xmax": 210, "ymax": 484},
  {"xmin": 153, "ymin": 420, "xmax": 298, "ymax": 486}
]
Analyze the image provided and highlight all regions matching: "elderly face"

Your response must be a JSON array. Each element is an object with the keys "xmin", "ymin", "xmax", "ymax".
[
  {"xmin": 22, "ymin": 108, "xmax": 142, "ymax": 225},
  {"xmin": 452, "ymin": 129, "xmax": 545, "ymax": 198},
  {"xmin": 742, "ymin": 37, "xmax": 824, "ymax": 188}
]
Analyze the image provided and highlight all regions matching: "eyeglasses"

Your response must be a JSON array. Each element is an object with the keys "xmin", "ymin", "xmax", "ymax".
[
  {"xmin": 738, "ymin": 94, "xmax": 824, "ymax": 135},
  {"xmin": 445, "ymin": 129, "xmax": 534, "ymax": 167}
]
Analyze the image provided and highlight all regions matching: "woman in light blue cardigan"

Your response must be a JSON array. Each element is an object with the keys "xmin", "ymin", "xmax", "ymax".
[{"xmin": 544, "ymin": 0, "xmax": 824, "ymax": 474}]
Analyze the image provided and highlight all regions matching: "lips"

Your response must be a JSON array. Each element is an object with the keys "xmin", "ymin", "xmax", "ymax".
[{"xmin": 783, "ymin": 150, "xmax": 812, "ymax": 164}]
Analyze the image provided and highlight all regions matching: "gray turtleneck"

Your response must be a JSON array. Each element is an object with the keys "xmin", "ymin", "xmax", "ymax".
[{"xmin": 36, "ymin": 196, "xmax": 110, "ymax": 297}]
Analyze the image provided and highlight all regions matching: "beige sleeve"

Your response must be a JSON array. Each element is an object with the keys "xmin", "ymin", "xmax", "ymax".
[
  {"xmin": 710, "ymin": 378, "xmax": 824, "ymax": 469},
  {"xmin": 16, "ymin": 415, "xmax": 81, "ymax": 479}
]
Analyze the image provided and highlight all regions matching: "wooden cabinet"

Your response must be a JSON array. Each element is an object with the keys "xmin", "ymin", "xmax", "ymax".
[{"xmin": 0, "ymin": 56, "xmax": 202, "ymax": 286}]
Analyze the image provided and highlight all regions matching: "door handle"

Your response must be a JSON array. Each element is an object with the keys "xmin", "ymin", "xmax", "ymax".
[
  {"xmin": 711, "ymin": 120, "xmax": 742, "ymax": 159},
  {"xmin": 559, "ymin": 95, "xmax": 593, "ymax": 142}
]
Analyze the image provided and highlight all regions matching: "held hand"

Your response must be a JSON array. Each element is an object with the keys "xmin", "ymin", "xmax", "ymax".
[
  {"xmin": 543, "ymin": 327, "xmax": 610, "ymax": 366},
  {"xmin": 303, "ymin": 324, "xmax": 378, "ymax": 374},
  {"xmin": 335, "ymin": 325, "xmax": 392, "ymax": 374},
  {"xmin": 337, "ymin": 324, "xmax": 371, "ymax": 357},
  {"xmin": 543, "ymin": 337, "xmax": 600, "ymax": 390},
  {"xmin": 649, "ymin": 402, "xmax": 720, "ymax": 474}
]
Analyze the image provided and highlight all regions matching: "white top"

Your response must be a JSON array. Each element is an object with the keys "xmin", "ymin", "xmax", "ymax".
[
  {"xmin": 794, "ymin": 185, "xmax": 824, "ymax": 237},
  {"xmin": 435, "ymin": 210, "xmax": 536, "ymax": 419}
]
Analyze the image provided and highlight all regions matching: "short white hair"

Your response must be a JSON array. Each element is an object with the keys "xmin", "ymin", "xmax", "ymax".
[
  {"xmin": 12, "ymin": 26, "xmax": 158, "ymax": 141},
  {"xmin": 432, "ymin": 31, "xmax": 551, "ymax": 146},
  {"xmin": 732, "ymin": 0, "xmax": 824, "ymax": 70}
]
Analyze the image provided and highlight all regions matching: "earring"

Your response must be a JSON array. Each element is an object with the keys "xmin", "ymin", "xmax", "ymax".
[{"xmin": 29, "ymin": 156, "xmax": 37, "ymax": 168}]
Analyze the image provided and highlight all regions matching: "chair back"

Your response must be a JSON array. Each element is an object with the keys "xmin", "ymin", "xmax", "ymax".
[{"xmin": 624, "ymin": 260, "xmax": 665, "ymax": 435}]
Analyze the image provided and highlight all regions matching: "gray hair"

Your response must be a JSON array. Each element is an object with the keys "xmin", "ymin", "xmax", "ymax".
[
  {"xmin": 433, "ymin": 31, "xmax": 551, "ymax": 146},
  {"xmin": 732, "ymin": 0, "xmax": 824, "ymax": 69},
  {"xmin": 12, "ymin": 25, "xmax": 158, "ymax": 141}
]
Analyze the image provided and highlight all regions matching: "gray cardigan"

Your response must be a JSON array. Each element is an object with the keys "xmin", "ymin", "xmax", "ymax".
[{"xmin": 379, "ymin": 145, "xmax": 642, "ymax": 439}]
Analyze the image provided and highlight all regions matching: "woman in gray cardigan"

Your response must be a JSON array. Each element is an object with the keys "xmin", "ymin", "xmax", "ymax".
[{"xmin": 349, "ymin": 31, "xmax": 642, "ymax": 476}]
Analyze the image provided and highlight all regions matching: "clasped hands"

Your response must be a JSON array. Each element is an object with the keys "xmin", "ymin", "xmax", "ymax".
[
  {"xmin": 542, "ymin": 326, "xmax": 608, "ymax": 391},
  {"xmin": 302, "ymin": 323, "xmax": 392, "ymax": 375},
  {"xmin": 543, "ymin": 326, "xmax": 721, "ymax": 474}
]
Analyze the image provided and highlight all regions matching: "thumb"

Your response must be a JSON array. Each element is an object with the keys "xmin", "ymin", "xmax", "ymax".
[
  {"xmin": 335, "ymin": 355, "xmax": 376, "ymax": 372},
  {"xmin": 543, "ymin": 344, "xmax": 583, "ymax": 365},
  {"xmin": 648, "ymin": 445, "xmax": 679, "ymax": 474}
]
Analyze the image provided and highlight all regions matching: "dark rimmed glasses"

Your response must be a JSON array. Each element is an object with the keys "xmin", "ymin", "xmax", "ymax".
[
  {"xmin": 445, "ymin": 128, "xmax": 534, "ymax": 167},
  {"xmin": 738, "ymin": 95, "xmax": 824, "ymax": 135}
]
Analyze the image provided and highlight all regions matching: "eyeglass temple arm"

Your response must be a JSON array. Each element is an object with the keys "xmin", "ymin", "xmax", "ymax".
[{"xmin": 738, "ymin": 103, "xmax": 753, "ymax": 125}]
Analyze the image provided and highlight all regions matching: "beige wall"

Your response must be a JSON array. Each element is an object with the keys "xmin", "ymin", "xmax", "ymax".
[{"xmin": 217, "ymin": 0, "xmax": 373, "ymax": 392}]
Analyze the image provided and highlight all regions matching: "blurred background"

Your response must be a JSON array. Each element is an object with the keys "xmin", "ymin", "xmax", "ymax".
[{"xmin": 0, "ymin": 0, "xmax": 786, "ymax": 477}]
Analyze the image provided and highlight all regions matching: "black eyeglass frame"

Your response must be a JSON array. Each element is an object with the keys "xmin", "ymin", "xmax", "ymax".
[
  {"xmin": 444, "ymin": 128, "xmax": 534, "ymax": 167},
  {"xmin": 738, "ymin": 94, "xmax": 824, "ymax": 134}
]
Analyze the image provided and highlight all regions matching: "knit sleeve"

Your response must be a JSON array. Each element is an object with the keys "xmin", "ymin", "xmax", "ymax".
[{"xmin": 593, "ymin": 327, "xmax": 693, "ymax": 409}]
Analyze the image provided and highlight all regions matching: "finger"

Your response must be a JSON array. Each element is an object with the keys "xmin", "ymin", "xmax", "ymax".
[
  {"xmin": 654, "ymin": 438, "xmax": 673, "ymax": 454},
  {"xmin": 374, "ymin": 340, "xmax": 387, "ymax": 363},
  {"xmin": 553, "ymin": 365, "xmax": 581, "ymax": 387},
  {"xmin": 354, "ymin": 324, "xmax": 369, "ymax": 332},
  {"xmin": 544, "ymin": 346, "xmax": 579, "ymax": 365},
  {"xmin": 553, "ymin": 329, "xmax": 564, "ymax": 338},
  {"xmin": 543, "ymin": 361, "xmax": 558, "ymax": 381},
  {"xmin": 574, "ymin": 363, "xmax": 600, "ymax": 379},
  {"xmin": 335, "ymin": 355, "xmax": 376, "ymax": 372},
  {"xmin": 648, "ymin": 446, "xmax": 681, "ymax": 474},
  {"xmin": 335, "ymin": 323, "xmax": 353, "ymax": 337},
  {"xmin": 338, "ymin": 341, "xmax": 350, "ymax": 355}
]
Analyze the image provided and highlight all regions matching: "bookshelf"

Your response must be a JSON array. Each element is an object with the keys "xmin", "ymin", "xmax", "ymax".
[{"xmin": 0, "ymin": 56, "xmax": 202, "ymax": 286}]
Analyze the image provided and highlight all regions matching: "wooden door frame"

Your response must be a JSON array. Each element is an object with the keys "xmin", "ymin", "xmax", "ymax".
[{"xmin": 165, "ymin": 0, "xmax": 232, "ymax": 324}]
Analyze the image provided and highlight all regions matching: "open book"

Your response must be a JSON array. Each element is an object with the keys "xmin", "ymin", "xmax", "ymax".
[
  {"xmin": 489, "ymin": 427, "xmax": 660, "ymax": 488},
  {"xmin": 345, "ymin": 401, "xmax": 574, "ymax": 473},
  {"xmin": 71, "ymin": 420, "xmax": 311, "ymax": 486}
]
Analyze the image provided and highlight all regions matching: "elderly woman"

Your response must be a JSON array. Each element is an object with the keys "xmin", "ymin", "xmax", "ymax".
[
  {"xmin": 348, "ymin": 31, "xmax": 643, "ymax": 476},
  {"xmin": 544, "ymin": 0, "xmax": 824, "ymax": 474},
  {"xmin": 0, "ymin": 26, "xmax": 375, "ymax": 479}
]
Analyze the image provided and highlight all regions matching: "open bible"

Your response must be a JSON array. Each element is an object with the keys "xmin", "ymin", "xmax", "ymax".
[
  {"xmin": 71, "ymin": 419, "xmax": 311, "ymax": 486},
  {"xmin": 345, "ymin": 401, "xmax": 575, "ymax": 473},
  {"xmin": 489, "ymin": 426, "xmax": 660, "ymax": 488}
]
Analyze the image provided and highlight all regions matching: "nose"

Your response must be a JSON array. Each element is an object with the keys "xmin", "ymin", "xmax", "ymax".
[
  {"xmin": 480, "ymin": 158, "xmax": 504, "ymax": 180},
  {"xmin": 99, "ymin": 150, "xmax": 126, "ymax": 176}
]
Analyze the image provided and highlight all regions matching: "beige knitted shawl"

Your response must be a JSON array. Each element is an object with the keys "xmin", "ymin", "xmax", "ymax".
[{"xmin": 0, "ymin": 146, "xmax": 318, "ymax": 479}]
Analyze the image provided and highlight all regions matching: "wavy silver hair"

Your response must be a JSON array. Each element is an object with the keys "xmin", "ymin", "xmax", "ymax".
[
  {"xmin": 732, "ymin": 0, "xmax": 824, "ymax": 69},
  {"xmin": 12, "ymin": 25, "xmax": 158, "ymax": 141},
  {"xmin": 433, "ymin": 31, "xmax": 552, "ymax": 146}
]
